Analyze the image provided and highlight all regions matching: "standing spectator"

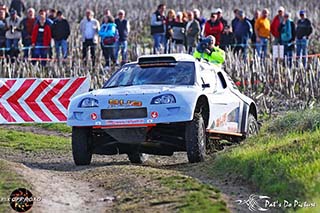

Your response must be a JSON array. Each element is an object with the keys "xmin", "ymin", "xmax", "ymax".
[
  {"xmin": 254, "ymin": 8, "xmax": 270, "ymax": 60},
  {"xmin": 215, "ymin": 8, "xmax": 228, "ymax": 28},
  {"xmin": 21, "ymin": 7, "xmax": 36, "ymax": 58},
  {"xmin": 164, "ymin": 9, "xmax": 175, "ymax": 53},
  {"xmin": 204, "ymin": 12, "xmax": 223, "ymax": 46},
  {"xmin": 233, "ymin": 10, "xmax": 252, "ymax": 61},
  {"xmin": 250, "ymin": 9, "xmax": 260, "ymax": 53},
  {"xmin": 279, "ymin": 13, "xmax": 295, "ymax": 67},
  {"xmin": 79, "ymin": 9, "xmax": 100, "ymax": 67},
  {"xmin": 220, "ymin": 25, "xmax": 236, "ymax": 51},
  {"xmin": 231, "ymin": 9, "xmax": 239, "ymax": 32},
  {"xmin": 98, "ymin": 15, "xmax": 117, "ymax": 71},
  {"xmin": 0, "ymin": 9, "xmax": 6, "ymax": 56},
  {"xmin": 0, "ymin": 4, "xmax": 9, "ymax": 18},
  {"xmin": 52, "ymin": 10, "xmax": 70, "ymax": 61},
  {"xmin": 5, "ymin": 9, "xmax": 22, "ymax": 60},
  {"xmin": 193, "ymin": 8, "xmax": 206, "ymax": 37},
  {"xmin": 270, "ymin": 6, "xmax": 285, "ymax": 44},
  {"xmin": 150, "ymin": 4, "xmax": 166, "ymax": 54},
  {"xmin": 185, "ymin": 11, "xmax": 200, "ymax": 54},
  {"xmin": 31, "ymin": 9, "xmax": 52, "ymax": 66},
  {"xmin": 115, "ymin": 9, "xmax": 130, "ymax": 66},
  {"xmin": 172, "ymin": 12, "xmax": 185, "ymax": 53},
  {"xmin": 9, "ymin": 0, "xmax": 25, "ymax": 17},
  {"xmin": 47, "ymin": 9, "xmax": 57, "ymax": 22},
  {"xmin": 296, "ymin": 10, "xmax": 312, "ymax": 68}
]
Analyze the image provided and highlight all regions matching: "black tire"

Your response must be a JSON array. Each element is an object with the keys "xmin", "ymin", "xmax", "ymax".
[
  {"xmin": 72, "ymin": 127, "xmax": 92, "ymax": 165},
  {"xmin": 185, "ymin": 113, "xmax": 206, "ymax": 163},
  {"xmin": 247, "ymin": 114, "xmax": 259, "ymax": 137},
  {"xmin": 127, "ymin": 153, "xmax": 148, "ymax": 164}
]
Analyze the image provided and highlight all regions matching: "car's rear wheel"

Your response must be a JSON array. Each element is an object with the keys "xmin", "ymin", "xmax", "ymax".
[
  {"xmin": 247, "ymin": 114, "xmax": 259, "ymax": 136},
  {"xmin": 72, "ymin": 127, "xmax": 92, "ymax": 165},
  {"xmin": 127, "ymin": 153, "xmax": 148, "ymax": 164},
  {"xmin": 185, "ymin": 113, "xmax": 206, "ymax": 163}
]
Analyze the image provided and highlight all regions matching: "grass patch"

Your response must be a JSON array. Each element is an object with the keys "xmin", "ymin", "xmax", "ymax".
[
  {"xmin": 159, "ymin": 175, "xmax": 228, "ymax": 213},
  {"xmin": 0, "ymin": 128, "xmax": 70, "ymax": 152},
  {"xmin": 21, "ymin": 123, "xmax": 72, "ymax": 133},
  {"xmin": 0, "ymin": 160, "xmax": 32, "ymax": 212},
  {"xmin": 210, "ymin": 109, "xmax": 320, "ymax": 212}
]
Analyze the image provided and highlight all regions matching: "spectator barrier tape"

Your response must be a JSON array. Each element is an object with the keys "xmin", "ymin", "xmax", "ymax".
[{"xmin": 0, "ymin": 77, "xmax": 90, "ymax": 124}]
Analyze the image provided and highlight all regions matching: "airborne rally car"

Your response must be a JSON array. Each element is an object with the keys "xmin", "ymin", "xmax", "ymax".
[{"xmin": 67, "ymin": 54, "xmax": 259, "ymax": 165}]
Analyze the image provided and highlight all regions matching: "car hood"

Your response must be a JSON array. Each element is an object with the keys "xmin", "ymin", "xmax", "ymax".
[{"xmin": 90, "ymin": 85, "xmax": 196, "ymax": 96}]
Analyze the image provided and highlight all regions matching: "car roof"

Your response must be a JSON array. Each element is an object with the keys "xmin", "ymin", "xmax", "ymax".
[{"xmin": 137, "ymin": 53, "xmax": 197, "ymax": 63}]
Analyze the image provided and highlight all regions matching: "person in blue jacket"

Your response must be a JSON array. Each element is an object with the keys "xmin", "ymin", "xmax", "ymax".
[
  {"xmin": 99, "ymin": 15, "xmax": 118, "ymax": 71},
  {"xmin": 233, "ymin": 10, "xmax": 252, "ymax": 61}
]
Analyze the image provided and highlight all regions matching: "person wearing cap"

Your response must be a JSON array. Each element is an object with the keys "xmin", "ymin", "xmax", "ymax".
[
  {"xmin": 279, "ymin": 12, "xmax": 295, "ymax": 67},
  {"xmin": 231, "ymin": 9, "xmax": 240, "ymax": 32},
  {"xmin": 21, "ymin": 7, "xmax": 36, "ymax": 58},
  {"xmin": 51, "ymin": 10, "xmax": 70, "ymax": 61},
  {"xmin": 5, "ymin": 8, "xmax": 22, "ymax": 59},
  {"xmin": 185, "ymin": 11, "xmax": 200, "ymax": 54},
  {"xmin": 233, "ymin": 10, "xmax": 252, "ymax": 61},
  {"xmin": 193, "ymin": 8, "xmax": 206, "ymax": 37},
  {"xmin": 296, "ymin": 10, "xmax": 312, "ymax": 68},
  {"xmin": 254, "ymin": 8, "xmax": 270, "ymax": 60},
  {"xmin": 150, "ymin": 4, "xmax": 166, "ymax": 54},
  {"xmin": 172, "ymin": 11, "xmax": 185, "ymax": 53},
  {"xmin": 115, "ymin": 9, "xmax": 130, "ymax": 66},
  {"xmin": 270, "ymin": 6, "xmax": 285, "ymax": 44},
  {"xmin": 215, "ymin": 8, "xmax": 228, "ymax": 28},
  {"xmin": 204, "ymin": 12, "xmax": 223, "ymax": 46},
  {"xmin": 193, "ymin": 35, "xmax": 225, "ymax": 64},
  {"xmin": 9, "ymin": 0, "xmax": 25, "ymax": 17}
]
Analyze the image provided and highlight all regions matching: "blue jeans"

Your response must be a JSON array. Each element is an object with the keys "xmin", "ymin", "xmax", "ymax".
[
  {"xmin": 153, "ymin": 33, "xmax": 165, "ymax": 54},
  {"xmin": 6, "ymin": 38, "xmax": 20, "ymax": 58},
  {"xmin": 55, "ymin": 39, "xmax": 68, "ymax": 59},
  {"xmin": 283, "ymin": 42, "xmax": 293, "ymax": 67},
  {"xmin": 32, "ymin": 42, "xmax": 49, "ymax": 66},
  {"xmin": 256, "ymin": 37, "xmax": 268, "ymax": 60},
  {"xmin": 114, "ymin": 40, "xmax": 128, "ymax": 65},
  {"xmin": 22, "ymin": 38, "xmax": 32, "ymax": 58},
  {"xmin": 296, "ymin": 38, "xmax": 308, "ymax": 68}
]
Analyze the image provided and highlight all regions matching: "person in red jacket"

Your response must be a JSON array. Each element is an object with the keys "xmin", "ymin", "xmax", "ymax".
[
  {"xmin": 270, "ymin": 6, "xmax": 284, "ymax": 44},
  {"xmin": 204, "ymin": 12, "xmax": 223, "ymax": 46},
  {"xmin": 31, "ymin": 9, "xmax": 51, "ymax": 66}
]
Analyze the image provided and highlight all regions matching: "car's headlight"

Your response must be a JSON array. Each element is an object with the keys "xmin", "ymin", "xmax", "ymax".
[
  {"xmin": 79, "ymin": 98, "xmax": 99, "ymax": 108},
  {"xmin": 151, "ymin": 94, "xmax": 176, "ymax": 104}
]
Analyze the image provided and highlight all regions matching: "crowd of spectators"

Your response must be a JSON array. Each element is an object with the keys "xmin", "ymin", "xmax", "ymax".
[
  {"xmin": 0, "ymin": 1, "xmax": 314, "ymax": 69},
  {"xmin": 150, "ymin": 4, "xmax": 313, "ymax": 67}
]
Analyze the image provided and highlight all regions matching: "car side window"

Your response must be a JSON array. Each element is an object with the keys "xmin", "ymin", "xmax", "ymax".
[
  {"xmin": 199, "ymin": 63, "xmax": 217, "ymax": 91},
  {"xmin": 216, "ymin": 72, "xmax": 227, "ymax": 90}
]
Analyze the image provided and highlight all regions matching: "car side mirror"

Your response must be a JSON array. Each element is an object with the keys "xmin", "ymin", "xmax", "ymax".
[{"xmin": 202, "ymin": 83, "xmax": 210, "ymax": 88}]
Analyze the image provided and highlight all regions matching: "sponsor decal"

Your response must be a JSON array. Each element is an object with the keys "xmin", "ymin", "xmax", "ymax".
[
  {"xmin": 91, "ymin": 113, "xmax": 97, "ymax": 120},
  {"xmin": 106, "ymin": 119, "xmax": 144, "ymax": 125},
  {"xmin": 216, "ymin": 113, "xmax": 227, "ymax": 127},
  {"xmin": 108, "ymin": 99, "xmax": 142, "ymax": 107},
  {"xmin": 150, "ymin": 111, "xmax": 159, "ymax": 119}
]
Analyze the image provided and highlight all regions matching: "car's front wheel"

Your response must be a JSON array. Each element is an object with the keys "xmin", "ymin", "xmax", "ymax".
[
  {"xmin": 72, "ymin": 127, "xmax": 93, "ymax": 165},
  {"xmin": 247, "ymin": 114, "xmax": 259, "ymax": 136},
  {"xmin": 185, "ymin": 113, "xmax": 206, "ymax": 163}
]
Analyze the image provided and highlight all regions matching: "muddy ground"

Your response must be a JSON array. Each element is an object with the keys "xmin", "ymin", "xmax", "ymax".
[{"xmin": 0, "ymin": 125, "xmax": 256, "ymax": 213}]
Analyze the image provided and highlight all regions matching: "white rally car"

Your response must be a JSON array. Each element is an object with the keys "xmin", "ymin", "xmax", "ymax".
[{"xmin": 67, "ymin": 54, "xmax": 259, "ymax": 165}]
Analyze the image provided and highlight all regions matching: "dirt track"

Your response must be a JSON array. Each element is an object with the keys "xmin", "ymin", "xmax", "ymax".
[{"xmin": 0, "ymin": 126, "xmax": 255, "ymax": 213}]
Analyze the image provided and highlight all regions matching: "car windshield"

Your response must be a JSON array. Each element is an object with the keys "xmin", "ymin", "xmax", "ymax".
[{"xmin": 103, "ymin": 62, "xmax": 195, "ymax": 88}]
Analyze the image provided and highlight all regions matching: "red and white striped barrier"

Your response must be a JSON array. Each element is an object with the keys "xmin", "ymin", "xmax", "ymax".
[{"xmin": 0, "ymin": 77, "xmax": 90, "ymax": 123}]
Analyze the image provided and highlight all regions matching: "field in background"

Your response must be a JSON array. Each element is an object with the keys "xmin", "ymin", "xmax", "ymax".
[{"xmin": 0, "ymin": 0, "xmax": 320, "ymax": 113}]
